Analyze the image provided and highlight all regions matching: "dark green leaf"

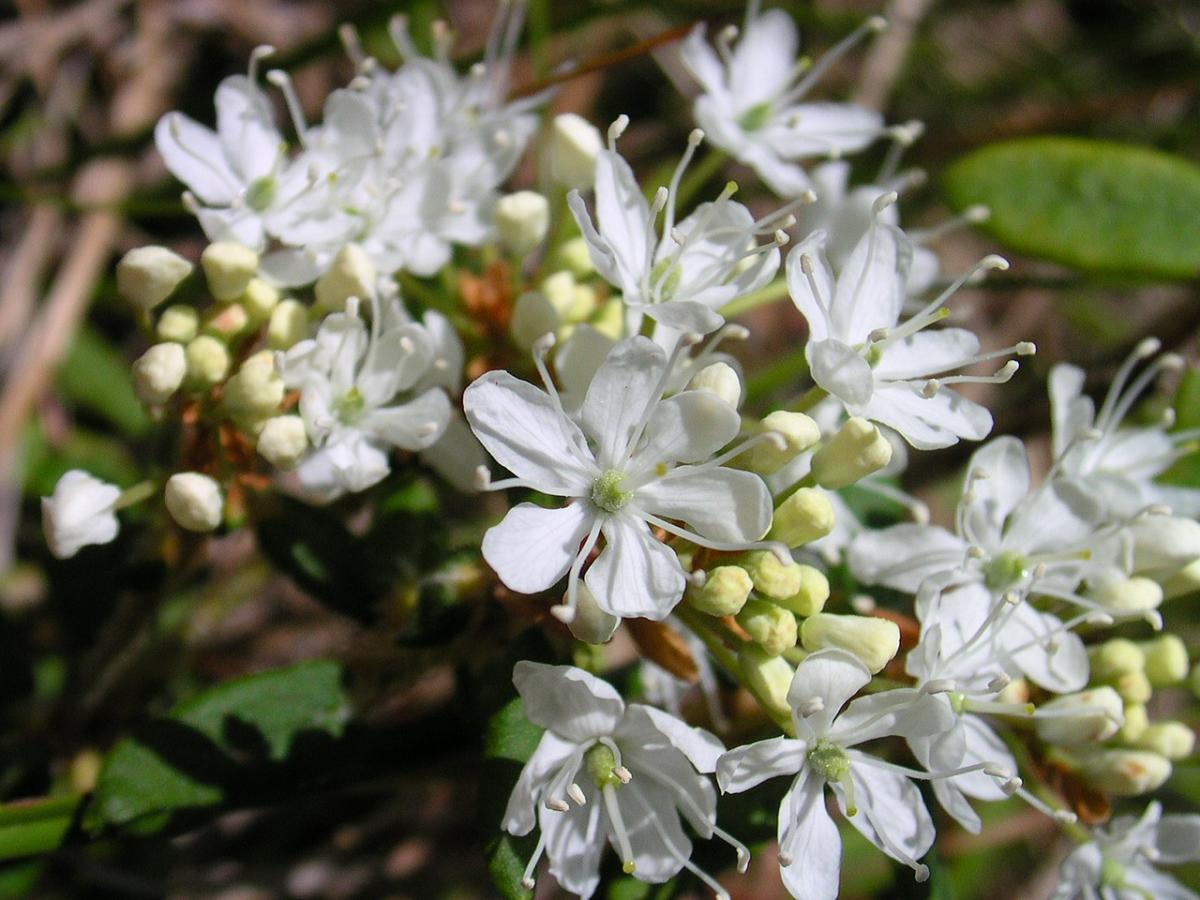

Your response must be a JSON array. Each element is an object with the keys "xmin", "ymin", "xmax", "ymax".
[
  {"xmin": 483, "ymin": 697, "xmax": 542, "ymax": 900},
  {"xmin": 57, "ymin": 327, "xmax": 149, "ymax": 435}
]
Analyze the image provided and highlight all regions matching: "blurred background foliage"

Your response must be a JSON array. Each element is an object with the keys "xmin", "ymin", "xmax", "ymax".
[{"xmin": 1, "ymin": 0, "xmax": 1200, "ymax": 897}]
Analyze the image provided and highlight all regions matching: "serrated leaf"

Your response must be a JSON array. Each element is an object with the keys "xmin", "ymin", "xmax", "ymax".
[
  {"xmin": 57, "ymin": 327, "xmax": 149, "ymax": 435},
  {"xmin": 944, "ymin": 137, "xmax": 1200, "ymax": 280}
]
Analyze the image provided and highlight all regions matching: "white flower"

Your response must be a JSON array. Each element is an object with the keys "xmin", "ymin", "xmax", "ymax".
[
  {"xmin": 1054, "ymin": 801, "xmax": 1200, "ymax": 900},
  {"xmin": 279, "ymin": 296, "xmax": 451, "ymax": 503},
  {"xmin": 716, "ymin": 649, "xmax": 957, "ymax": 900},
  {"xmin": 505, "ymin": 661, "xmax": 746, "ymax": 899},
  {"xmin": 568, "ymin": 121, "xmax": 788, "ymax": 337},
  {"xmin": 42, "ymin": 470, "xmax": 122, "ymax": 559},
  {"xmin": 679, "ymin": 5, "xmax": 888, "ymax": 197},
  {"xmin": 464, "ymin": 334, "xmax": 780, "ymax": 622},
  {"xmin": 788, "ymin": 213, "xmax": 1025, "ymax": 449}
]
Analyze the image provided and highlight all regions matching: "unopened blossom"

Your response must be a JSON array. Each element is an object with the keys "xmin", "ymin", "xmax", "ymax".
[
  {"xmin": 42, "ymin": 470, "xmax": 122, "ymax": 559},
  {"xmin": 505, "ymin": 662, "xmax": 746, "ymax": 899},
  {"xmin": 465, "ymin": 335, "xmax": 780, "ymax": 622},
  {"xmin": 717, "ymin": 649, "xmax": 958, "ymax": 900},
  {"xmin": 679, "ymin": 4, "xmax": 888, "ymax": 197}
]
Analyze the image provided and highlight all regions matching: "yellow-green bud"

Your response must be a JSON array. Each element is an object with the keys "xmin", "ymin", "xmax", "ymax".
[
  {"xmin": 775, "ymin": 565, "xmax": 829, "ymax": 617},
  {"xmin": 768, "ymin": 488, "xmax": 835, "ymax": 548},
  {"xmin": 200, "ymin": 241, "xmax": 258, "ymax": 301},
  {"xmin": 184, "ymin": 335, "xmax": 230, "ymax": 388},
  {"xmin": 1077, "ymin": 748, "xmax": 1171, "ymax": 796},
  {"xmin": 1132, "ymin": 722, "xmax": 1195, "ymax": 760},
  {"xmin": 687, "ymin": 565, "xmax": 753, "ymax": 616},
  {"xmin": 132, "ymin": 342, "xmax": 187, "ymax": 405},
  {"xmin": 736, "ymin": 598, "xmax": 798, "ymax": 656},
  {"xmin": 738, "ymin": 411, "xmax": 821, "ymax": 475},
  {"xmin": 240, "ymin": 277, "xmax": 280, "ymax": 323},
  {"xmin": 1088, "ymin": 576, "xmax": 1163, "ymax": 617},
  {"xmin": 268, "ymin": 299, "xmax": 309, "ymax": 350},
  {"xmin": 740, "ymin": 550, "xmax": 802, "ymax": 600},
  {"xmin": 256, "ymin": 415, "xmax": 308, "ymax": 470},
  {"xmin": 156, "ymin": 304, "xmax": 199, "ymax": 343},
  {"xmin": 1088, "ymin": 639, "xmax": 1145, "ymax": 683},
  {"xmin": 558, "ymin": 236, "xmax": 595, "ymax": 277},
  {"xmin": 1164, "ymin": 557, "xmax": 1200, "ymax": 599},
  {"xmin": 541, "ymin": 271, "xmax": 577, "ymax": 317},
  {"xmin": 737, "ymin": 643, "xmax": 794, "ymax": 722},
  {"xmin": 566, "ymin": 284, "xmax": 598, "ymax": 322},
  {"xmin": 1113, "ymin": 670, "xmax": 1153, "ymax": 705},
  {"xmin": 164, "ymin": 472, "xmax": 223, "ymax": 532},
  {"xmin": 496, "ymin": 190, "xmax": 550, "ymax": 255},
  {"xmin": 590, "ymin": 299, "xmax": 625, "ymax": 341},
  {"xmin": 202, "ymin": 302, "xmax": 249, "ymax": 341},
  {"xmin": 224, "ymin": 351, "xmax": 284, "ymax": 419},
  {"xmin": 314, "ymin": 243, "xmax": 375, "ymax": 311},
  {"xmin": 550, "ymin": 113, "xmax": 602, "ymax": 190},
  {"xmin": 1117, "ymin": 703, "xmax": 1149, "ymax": 743},
  {"xmin": 688, "ymin": 362, "xmax": 742, "ymax": 408},
  {"xmin": 1034, "ymin": 687, "xmax": 1124, "ymax": 746},
  {"xmin": 801, "ymin": 613, "xmax": 900, "ymax": 674},
  {"xmin": 509, "ymin": 291, "xmax": 560, "ymax": 350},
  {"xmin": 1138, "ymin": 634, "xmax": 1189, "ymax": 687},
  {"xmin": 810, "ymin": 417, "xmax": 893, "ymax": 489},
  {"xmin": 117, "ymin": 245, "xmax": 192, "ymax": 311}
]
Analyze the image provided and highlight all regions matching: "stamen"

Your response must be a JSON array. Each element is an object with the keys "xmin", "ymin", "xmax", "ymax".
[
  {"xmin": 601, "ymin": 784, "xmax": 637, "ymax": 874},
  {"xmin": 248, "ymin": 45, "xmax": 275, "ymax": 83},
  {"xmin": 567, "ymin": 783, "xmax": 587, "ymax": 806},
  {"xmin": 783, "ymin": 15, "xmax": 888, "ymax": 104},
  {"xmin": 641, "ymin": 512, "xmax": 791, "ymax": 566},
  {"xmin": 520, "ymin": 829, "xmax": 547, "ymax": 890},
  {"xmin": 266, "ymin": 70, "xmax": 309, "ymax": 146},
  {"xmin": 338, "ymin": 24, "xmax": 366, "ymax": 67},
  {"xmin": 607, "ymin": 114, "xmax": 630, "ymax": 149}
]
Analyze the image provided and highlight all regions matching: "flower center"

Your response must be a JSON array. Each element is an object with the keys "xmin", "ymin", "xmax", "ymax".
[
  {"xmin": 245, "ymin": 175, "xmax": 278, "ymax": 211},
  {"xmin": 807, "ymin": 739, "xmax": 851, "ymax": 783},
  {"xmin": 335, "ymin": 387, "xmax": 366, "ymax": 423},
  {"xmin": 591, "ymin": 470, "xmax": 632, "ymax": 514},
  {"xmin": 1100, "ymin": 858, "xmax": 1126, "ymax": 889},
  {"xmin": 984, "ymin": 550, "xmax": 1027, "ymax": 592},
  {"xmin": 584, "ymin": 742, "xmax": 623, "ymax": 789},
  {"xmin": 739, "ymin": 100, "xmax": 774, "ymax": 132}
]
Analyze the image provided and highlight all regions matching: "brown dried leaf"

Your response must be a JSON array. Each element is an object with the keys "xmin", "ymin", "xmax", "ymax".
[{"xmin": 626, "ymin": 618, "xmax": 699, "ymax": 682}]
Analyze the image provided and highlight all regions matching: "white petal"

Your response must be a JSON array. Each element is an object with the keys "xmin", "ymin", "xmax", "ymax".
[
  {"xmin": 482, "ymin": 502, "xmax": 593, "ymax": 595},
  {"xmin": 788, "ymin": 648, "xmax": 871, "ymax": 739},
  {"xmin": 615, "ymin": 778, "xmax": 693, "ymax": 883},
  {"xmin": 764, "ymin": 102, "xmax": 885, "ymax": 159},
  {"xmin": 786, "ymin": 231, "xmax": 834, "ymax": 342},
  {"xmin": 678, "ymin": 24, "xmax": 726, "ymax": 96},
  {"xmin": 830, "ymin": 222, "xmax": 910, "ymax": 345},
  {"xmin": 861, "ymin": 383, "xmax": 993, "ymax": 450},
  {"xmin": 848, "ymin": 524, "xmax": 967, "ymax": 593},
  {"xmin": 1155, "ymin": 814, "xmax": 1200, "ymax": 864},
  {"xmin": 635, "ymin": 466, "xmax": 771, "ymax": 543},
  {"xmin": 503, "ymin": 732, "xmax": 580, "ymax": 836},
  {"xmin": 841, "ymin": 758, "xmax": 935, "ymax": 866},
  {"xmin": 716, "ymin": 736, "xmax": 807, "ymax": 793},
  {"xmin": 580, "ymin": 337, "xmax": 666, "ymax": 469},
  {"xmin": 778, "ymin": 773, "xmax": 841, "ymax": 900},
  {"xmin": 642, "ymin": 298, "xmax": 725, "ymax": 335},
  {"xmin": 729, "ymin": 9, "xmax": 799, "ymax": 107},
  {"xmin": 1048, "ymin": 363, "xmax": 1092, "ymax": 458},
  {"xmin": 594, "ymin": 149, "xmax": 656, "ymax": 296},
  {"xmin": 618, "ymin": 703, "xmax": 725, "ymax": 774},
  {"xmin": 555, "ymin": 325, "xmax": 615, "ymax": 410},
  {"xmin": 962, "ymin": 436, "xmax": 1031, "ymax": 549},
  {"xmin": 542, "ymin": 800, "xmax": 605, "ymax": 898},
  {"xmin": 359, "ymin": 389, "xmax": 450, "ymax": 451},
  {"xmin": 215, "ymin": 75, "xmax": 280, "ymax": 183},
  {"xmin": 874, "ymin": 329, "xmax": 981, "ymax": 381},
  {"xmin": 833, "ymin": 690, "xmax": 955, "ymax": 746},
  {"xmin": 513, "ymin": 661, "xmax": 626, "ymax": 743},
  {"xmin": 954, "ymin": 716, "xmax": 1015, "ymax": 801},
  {"xmin": 1003, "ymin": 605, "xmax": 1089, "ymax": 694},
  {"xmin": 585, "ymin": 514, "xmax": 686, "ymax": 620},
  {"xmin": 322, "ymin": 430, "xmax": 391, "ymax": 493},
  {"xmin": 358, "ymin": 324, "xmax": 434, "ymax": 403},
  {"xmin": 154, "ymin": 113, "xmax": 237, "ymax": 205},
  {"xmin": 419, "ymin": 414, "xmax": 487, "ymax": 493},
  {"xmin": 636, "ymin": 391, "xmax": 740, "ymax": 466},
  {"xmin": 808, "ymin": 339, "xmax": 873, "ymax": 407}
]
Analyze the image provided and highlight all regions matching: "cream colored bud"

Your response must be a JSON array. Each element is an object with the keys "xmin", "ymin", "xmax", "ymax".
[
  {"xmin": 1034, "ymin": 687, "xmax": 1124, "ymax": 746},
  {"xmin": 736, "ymin": 598, "xmax": 798, "ymax": 656},
  {"xmin": 541, "ymin": 271, "xmax": 577, "ymax": 317},
  {"xmin": 1088, "ymin": 638, "xmax": 1145, "ymax": 683},
  {"xmin": 1133, "ymin": 722, "xmax": 1195, "ymax": 760},
  {"xmin": 156, "ymin": 304, "xmax": 199, "ymax": 343},
  {"xmin": 775, "ymin": 565, "xmax": 829, "ymax": 617},
  {"xmin": 1132, "ymin": 515, "xmax": 1200, "ymax": 579},
  {"xmin": 314, "ymin": 243, "xmax": 375, "ymax": 310},
  {"xmin": 202, "ymin": 302, "xmax": 249, "ymax": 341},
  {"xmin": 117, "ymin": 246, "xmax": 193, "ymax": 311},
  {"xmin": 567, "ymin": 285, "xmax": 598, "ymax": 323},
  {"xmin": 1117, "ymin": 703, "xmax": 1149, "ymax": 743},
  {"xmin": 810, "ymin": 417, "xmax": 893, "ymax": 489},
  {"xmin": 1077, "ymin": 748, "xmax": 1171, "ymax": 796},
  {"xmin": 1138, "ymin": 634, "xmax": 1189, "ymax": 686},
  {"xmin": 509, "ymin": 291, "xmax": 560, "ymax": 350},
  {"xmin": 268, "ymin": 299, "xmax": 309, "ymax": 350},
  {"xmin": 1088, "ymin": 576, "xmax": 1163, "ymax": 616},
  {"xmin": 551, "ymin": 113, "xmax": 603, "ymax": 190},
  {"xmin": 768, "ymin": 488, "xmax": 836, "ymax": 548},
  {"xmin": 257, "ymin": 416, "xmax": 308, "ymax": 470},
  {"xmin": 496, "ymin": 191, "xmax": 550, "ymax": 255},
  {"xmin": 201, "ymin": 241, "xmax": 258, "ymax": 301},
  {"xmin": 1165, "ymin": 557, "xmax": 1200, "ymax": 599},
  {"xmin": 688, "ymin": 362, "xmax": 742, "ymax": 408},
  {"xmin": 801, "ymin": 613, "xmax": 900, "ymax": 674},
  {"xmin": 164, "ymin": 472, "xmax": 223, "ymax": 532},
  {"xmin": 590, "ymin": 299, "xmax": 625, "ymax": 341},
  {"xmin": 184, "ymin": 335, "xmax": 230, "ymax": 388},
  {"xmin": 739, "ymin": 550, "xmax": 802, "ymax": 600},
  {"xmin": 240, "ymin": 277, "xmax": 280, "ymax": 323},
  {"xmin": 738, "ymin": 411, "xmax": 821, "ymax": 475},
  {"xmin": 997, "ymin": 677, "xmax": 1030, "ymax": 707},
  {"xmin": 738, "ymin": 644, "xmax": 794, "ymax": 722},
  {"xmin": 1114, "ymin": 670, "xmax": 1153, "ymax": 704},
  {"xmin": 566, "ymin": 582, "xmax": 619, "ymax": 645},
  {"xmin": 687, "ymin": 565, "xmax": 753, "ymax": 617},
  {"xmin": 224, "ymin": 351, "xmax": 284, "ymax": 419},
  {"xmin": 558, "ymin": 236, "xmax": 595, "ymax": 277},
  {"xmin": 132, "ymin": 343, "xmax": 186, "ymax": 405}
]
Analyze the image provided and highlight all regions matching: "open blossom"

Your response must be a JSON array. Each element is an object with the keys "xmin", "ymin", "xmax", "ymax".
[
  {"xmin": 465, "ymin": 335, "xmax": 779, "ymax": 622},
  {"xmin": 505, "ymin": 662, "xmax": 745, "ymax": 898},
  {"xmin": 679, "ymin": 3, "xmax": 888, "ymax": 197},
  {"xmin": 717, "ymin": 649, "xmax": 957, "ymax": 900},
  {"xmin": 41, "ymin": 470, "xmax": 123, "ymax": 559}
]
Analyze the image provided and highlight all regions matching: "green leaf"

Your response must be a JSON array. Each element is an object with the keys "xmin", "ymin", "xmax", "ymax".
[
  {"xmin": 0, "ymin": 795, "xmax": 80, "ymax": 861},
  {"xmin": 944, "ymin": 137, "xmax": 1200, "ymax": 280},
  {"xmin": 88, "ymin": 660, "xmax": 351, "ymax": 832},
  {"xmin": 57, "ymin": 327, "xmax": 149, "ymax": 435},
  {"xmin": 483, "ymin": 698, "xmax": 542, "ymax": 900},
  {"xmin": 1163, "ymin": 367, "xmax": 1200, "ymax": 487}
]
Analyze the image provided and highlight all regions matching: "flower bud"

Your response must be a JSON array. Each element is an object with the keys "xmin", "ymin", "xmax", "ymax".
[
  {"xmin": 202, "ymin": 302, "xmax": 249, "ymax": 341},
  {"xmin": 687, "ymin": 565, "xmax": 753, "ymax": 616},
  {"xmin": 1088, "ymin": 576, "xmax": 1163, "ymax": 617},
  {"xmin": 1132, "ymin": 722, "xmax": 1195, "ymax": 760},
  {"xmin": 1165, "ymin": 557, "xmax": 1200, "ymax": 599},
  {"xmin": 566, "ymin": 582, "xmax": 620, "ymax": 645},
  {"xmin": 240, "ymin": 277, "xmax": 280, "ymax": 323},
  {"xmin": 739, "ymin": 550, "xmax": 802, "ymax": 600},
  {"xmin": 550, "ymin": 113, "xmax": 602, "ymax": 190},
  {"xmin": 1131, "ymin": 515, "xmax": 1200, "ymax": 579},
  {"xmin": 775, "ymin": 565, "xmax": 829, "ymax": 617},
  {"xmin": 541, "ymin": 271, "xmax": 577, "ymax": 317},
  {"xmin": 117, "ymin": 246, "xmax": 192, "ymax": 311},
  {"xmin": 768, "ymin": 488, "xmax": 835, "ymax": 548},
  {"xmin": 800, "ymin": 613, "xmax": 900, "ymax": 674},
  {"xmin": 314, "ymin": 243, "xmax": 375, "ymax": 310},
  {"xmin": 200, "ymin": 241, "xmax": 258, "ymax": 301},
  {"xmin": 496, "ymin": 191, "xmax": 550, "ymax": 255},
  {"xmin": 738, "ymin": 411, "xmax": 821, "ymax": 475},
  {"xmin": 132, "ymin": 342, "xmax": 187, "ymax": 405},
  {"xmin": 1077, "ymin": 748, "xmax": 1171, "ymax": 796},
  {"xmin": 736, "ymin": 598, "xmax": 798, "ymax": 656},
  {"xmin": 257, "ymin": 415, "xmax": 308, "ymax": 470},
  {"xmin": 1113, "ymin": 670, "xmax": 1153, "ymax": 704},
  {"xmin": 996, "ymin": 677, "xmax": 1030, "ymax": 707},
  {"xmin": 688, "ymin": 362, "xmax": 742, "ymax": 408},
  {"xmin": 810, "ymin": 417, "xmax": 893, "ymax": 489},
  {"xmin": 268, "ymin": 299, "xmax": 309, "ymax": 350},
  {"xmin": 1034, "ymin": 687, "xmax": 1124, "ymax": 746},
  {"xmin": 1117, "ymin": 703, "xmax": 1149, "ymax": 743},
  {"xmin": 509, "ymin": 291, "xmax": 560, "ymax": 350},
  {"xmin": 164, "ymin": 472, "xmax": 223, "ymax": 533},
  {"xmin": 156, "ymin": 304, "xmax": 199, "ymax": 343},
  {"xmin": 184, "ymin": 335, "xmax": 230, "ymax": 388},
  {"xmin": 41, "ymin": 470, "xmax": 121, "ymax": 559},
  {"xmin": 1138, "ymin": 634, "xmax": 1189, "ymax": 687},
  {"xmin": 1087, "ymin": 638, "xmax": 1145, "ymax": 683},
  {"xmin": 558, "ymin": 236, "xmax": 595, "ymax": 277},
  {"xmin": 224, "ymin": 351, "xmax": 284, "ymax": 419},
  {"xmin": 738, "ymin": 644, "xmax": 794, "ymax": 722}
]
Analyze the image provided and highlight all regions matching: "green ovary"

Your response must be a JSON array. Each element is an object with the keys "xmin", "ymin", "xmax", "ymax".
[
  {"xmin": 584, "ymin": 742, "xmax": 622, "ymax": 789},
  {"xmin": 591, "ymin": 470, "xmax": 633, "ymax": 514},
  {"xmin": 984, "ymin": 550, "xmax": 1027, "ymax": 592},
  {"xmin": 807, "ymin": 739, "xmax": 851, "ymax": 783}
]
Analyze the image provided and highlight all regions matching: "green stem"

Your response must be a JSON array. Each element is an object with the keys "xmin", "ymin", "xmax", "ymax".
[
  {"xmin": 720, "ymin": 276, "xmax": 789, "ymax": 318},
  {"xmin": 113, "ymin": 480, "xmax": 157, "ymax": 511},
  {"xmin": 792, "ymin": 385, "xmax": 828, "ymax": 413}
]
